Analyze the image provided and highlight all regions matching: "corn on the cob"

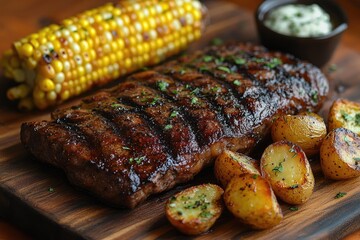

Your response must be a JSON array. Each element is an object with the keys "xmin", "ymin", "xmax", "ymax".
[{"xmin": 1, "ymin": 0, "xmax": 207, "ymax": 110}]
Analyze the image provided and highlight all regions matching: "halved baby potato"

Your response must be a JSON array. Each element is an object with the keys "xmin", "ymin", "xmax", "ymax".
[
  {"xmin": 320, "ymin": 127, "xmax": 360, "ymax": 180},
  {"xmin": 214, "ymin": 150, "xmax": 260, "ymax": 187},
  {"xmin": 271, "ymin": 113, "xmax": 327, "ymax": 156},
  {"xmin": 165, "ymin": 184, "xmax": 224, "ymax": 235},
  {"xmin": 260, "ymin": 141, "xmax": 315, "ymax": 205},
  {"xmin": 328, "ymin": 98, "xmax": 360, "ymax": 135},
  {"xmin": 223, "ymin": 173, "xmax": 283, "ymax": 229}
]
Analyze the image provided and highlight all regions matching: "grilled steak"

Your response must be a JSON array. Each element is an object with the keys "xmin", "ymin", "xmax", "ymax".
[{"xmin": 21, "ymin": 43, "xmax": 329, "ymax": 208}]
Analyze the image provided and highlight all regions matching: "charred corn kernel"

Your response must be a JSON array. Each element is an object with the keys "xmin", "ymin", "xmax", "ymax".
[
  {"xmin": 13, "ymin": 69, "xmax": 26, "ymax": 82},
  {"xmin": 39, "ymin": 64, "xmax": 55, "ymax": 78},
  {"xmin": 7, "ymin": 84, "xmax": 30, "ymax": 100},
  {"xmin": 18, "ymin": 97, "xmax": 34, "ymax": 111},
  {"xmin": 2, "ymin": 0, "xmax": 206, "ymax": 110}
]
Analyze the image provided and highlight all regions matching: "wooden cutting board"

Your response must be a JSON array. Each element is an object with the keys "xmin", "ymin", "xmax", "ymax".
[{"xmin": 1, "ymin": 1, "xmax": 360, "ymax": 239}]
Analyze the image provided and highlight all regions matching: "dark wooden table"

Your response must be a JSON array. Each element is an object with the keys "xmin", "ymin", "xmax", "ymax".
[{"xmin": 0, "ymin": 0, "xmax": 359, "ymax": 239}]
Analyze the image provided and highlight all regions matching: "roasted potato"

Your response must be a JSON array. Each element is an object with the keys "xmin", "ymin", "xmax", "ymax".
[
  {"xmin": 320, "ymin": 128, "xmax": 360, "ymax": 180},
  {"xmin": 223, "ymin": 173, "xmax": 283, "ymax": 229},
  {"xmin": 328, "ymin": 99, "xmax": 360, "ymax": 135},
  {"xmin": 271, "ymin": 113, "xmax": 327, "ymax": 156},
  {"xmin": 260, "ymin": 141, "xmax": 315, "ymax": 205},
  {"xmin": 214, "ymin": 150, "xmax": 260, "ymax": 187},
  {"xmin": 165, "ymin": 184, "xmax": 224, "ymax": 235}
]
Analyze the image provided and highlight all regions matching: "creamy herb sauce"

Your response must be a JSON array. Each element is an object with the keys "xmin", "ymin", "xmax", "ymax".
[{"xmin": 265, "ymin": 4, "xmax": 332, "ymax": 37}]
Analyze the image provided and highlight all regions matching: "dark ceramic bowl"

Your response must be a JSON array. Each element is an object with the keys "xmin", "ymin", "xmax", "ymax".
[{"xmin": 256, "ymin": 0, "xmax": 348, "ymax": 67}]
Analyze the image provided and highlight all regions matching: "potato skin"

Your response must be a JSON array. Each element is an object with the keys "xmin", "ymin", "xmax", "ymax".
[
  {"xmin": 223, "ymin": 174, "xmax": 283, "ymax": 229},
  {"xmin": 260, "ymin": 141, "xmax": 315, "ymax": 205},
  {"xmin": 271, "ymin": 113, "xmax": 327, "ymax": 156},
  {"xmin": 320, "ymin": 128, "xmax": 360, "ymax": 180},
  {"xmin": 214, "ymin": 150, "xmax": 260, "ymax": 187},
  {"xmin": 328, "ymin": 98, "xmax": 360, "ymax": 135},
  {"xmin": 165, "ymin": 184, "xmax": 223, "ymax": 235}
]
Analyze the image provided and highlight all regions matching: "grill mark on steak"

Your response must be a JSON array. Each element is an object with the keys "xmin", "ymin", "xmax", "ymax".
[
  {"xmin": 153, "ymin": 70, "xmax": 234, "ymax": 137},
  {"xmin": 21, "ymin": 42, "xmax": 329, "ymax": 208},
  {"xmin": 123, "ymin": 72, "xmax": 225, "ymax": 146}
]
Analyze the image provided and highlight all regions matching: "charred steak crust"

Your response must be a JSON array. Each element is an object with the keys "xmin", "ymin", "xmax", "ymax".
[{"xmin": 21, "ymin": 43, "xmax": 329, "ymax": 208}]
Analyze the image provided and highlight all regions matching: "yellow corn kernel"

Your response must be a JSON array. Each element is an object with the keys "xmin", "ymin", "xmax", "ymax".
[
  {"xmin": 19, "ymin": 43, "xmax": 34, "ymax": 57},
  {"xmin": 39, "ymin": 78, "xmax": 55, "ymax": 92},
  {"xmin": 52, "ymin": 60, "xmax": 63, "ymax": 73},
  {"xmin": 2, "ymin": 0, "xmax": 205, "ymax": 110}
]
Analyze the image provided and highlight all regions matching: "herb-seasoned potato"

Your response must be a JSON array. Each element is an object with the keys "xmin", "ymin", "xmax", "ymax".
[
  {"xmin": 165, "ymin": 184, "xmax": 223, "ymax": 235},
  {"xmin": 271, "ymin": 113, "xmax": 327, "ymax": 156},
  {"xmin": 320, "ymin": 128, "xmax": 360, "ymax": 180},
  {"xmin": 214, "ymin": 150, "xmax": 260, "ymax": 187},
  {"xmin": 223, "ymin": 173, "xmax": 283, "ymax": 229},
  {"xmin": 260, "ymin": 141, "xmax": 315, "ymax": 205},
  {"xmin": 328, "ymin": 99, "xmax": 360, "ymax": 135}
]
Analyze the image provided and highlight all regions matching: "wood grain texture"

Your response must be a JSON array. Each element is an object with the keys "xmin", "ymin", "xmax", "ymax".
[{"xmin": 0, "ymin": 0, "xmax": 360, "ymax": 239}]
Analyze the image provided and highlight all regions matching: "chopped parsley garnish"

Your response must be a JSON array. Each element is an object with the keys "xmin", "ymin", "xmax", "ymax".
[
  {"xmin": 170, "ymin": 196, "xmax": 177, "ymax": 203},
  {"xmin": 272, "ymin": 162, "xmax": 283, "ymax": 174},
  {"xmin": 217, "ymin": 66, "xmax": 231, "ymax": 73},
  {"xmin": 344, "ymin": 135, "xmax": 351, "ymax": 146},
  {"xmin": 170, "ymin": 110, "xmax": 179, "ymax": 118},
  {"xmin": 150, "ymin": 97, "xmax": 160, "ymax": 105},
  {"xmin": 334, "ymin": 192, "xmax": 347, "ymax": 199},
  {"xmin": 289, "ymin": 206, "xmax": 298, "ymax": 211},
  {"xmin": 48, "ymin": 187, "xmax": 55, "ymax": 193},
  {"xmin": 179, "ymin": 69, "xmax": 187, "ymax": 75},
  {"xmin": 233, "ymin": 57, "xmax": 246, "ymax": 65},
  {"xmin": 122, "ymin": 146, "xmax": 131, "ymax": 150},
  {"xmin": 191, "ymin": 88, "xmax": 200, "ymax": 95},
  {"xmin": 266, "ymin": 58, "xmax": 282, "ymax": 68},
  {"xmin": 328, "ymin": 64, "xmax": 337, "ymax": 73},
  {"xmin": 203, "ymin": 55, "xmax": 213, "ymax": 62},
  {"xmin": 191, "ymin": 97, "xmax": 199, "ymax": 105},
  {"xmin": 157, "ymin": 81, "xmax": 169, "ymax": 91},
  {"xmin": 211, "ymin": 86, "xmax": 221, "ymax": 93},
  {"xmin": 164, "ymin": 124, "xmax": 173, "ymax": 130},
  {"xmin": 172, "ymin": 89, "xmax": 179, "ymax": 95},
  {"xmin": 311, "ymin": 91, "xmax": 318, "ymax": 103},
  {"xmin": 289, "ymin": 145, "xmax": 297, "ymax": 158},
  {"xmin": 199, "ymin": 66, "xmax": 210, "ymax": 73},
  {"xmin": 233, "ymin": 80, "xmax": 241, "ymax": 86},
  {"xmin": 341, "ymin": 110, "xmax": 352, "ymax": 121},
  {"xmin": 355, "ymin": 114, "xmax": 360, "ymax": 125},
  {"xmin": 129, "ymin": 156, "xmax": 145, "ymax": 164},
  {"xmin": 210, "ymin": 38, "xmax": 223, "ymax": 46},
  {"xmin": 199, "ymin": 211, "xmax": 212, "ymax": 218},
  {"xmin": 215, "ymin": 57, "xmax": 225, "ymax": 65},
  {"xmin": 252, "ymin": 174, "xmax": 258, "ymax": 179},
  {"xmin": 290, "ymin": 184, "xmax": 299, "ymax": 189},
  {"xmin": 252, "ymin": 57, "xmax": 266, "ymax": 63},
  {"xmin": 111, "ymin": 103, "xmax": 122, "ymax": 108}
]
